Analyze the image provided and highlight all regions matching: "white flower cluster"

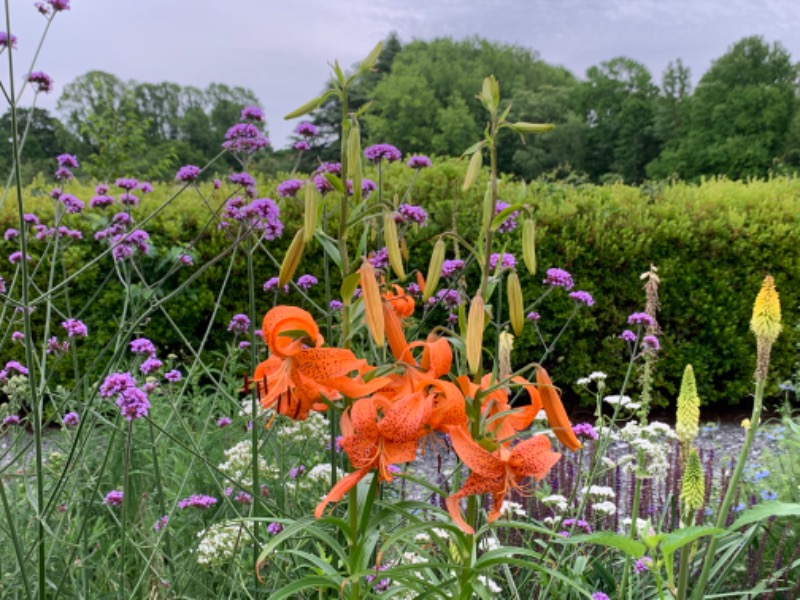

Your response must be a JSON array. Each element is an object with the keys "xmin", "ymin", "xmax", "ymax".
[
  {"xmin": 499, "ymin": 500, "xmax": 527, "ymax": 518},
  {"xmin": 217, "ymin": 440, "xmax": 274, "ymax": 486},
  {"xmin": 603, "ymin": 395, "xmax": 640, "ymax": 411},
  {"xmin": 195, "ymin": 522, "xmax": 251, "ymax": 567},
  {"xmin": 479, "ymin": 537, "xmax": 500, "ymax": 552},
  {"xmin": 592, "ymin": 500, "xmax": 617, "ymax": 515},
  {"xmin": 414, "ymin": 528, "xmax": 451, "ymax": 543},
  {"xmin": 304, "ymin": 463, "xmax": 339, "ymax": 484},
  {"xmin": 620, "ymin": 517, "xmax": 655, "ymax": 539},
  {"xmin": 616, "ymin": 421, "xmax": 676, "ymax": 478},
  {"xmin": 275, "ymin": 411, "xmax": 329, "ymax": 443},
  {"xmin": 477, "ymin": 575, "xmax": 502, "ymax": 593},
  {"xmin": 577, "ymin": 371, "xmax": 608, "ymax": 386},
  {"xmin": 581, "ymin": 485, "xmax": 616, "ymax": 499},
  {"xmin": 541, "ymin": 494, "xmax": 569, "ymax": 512}
]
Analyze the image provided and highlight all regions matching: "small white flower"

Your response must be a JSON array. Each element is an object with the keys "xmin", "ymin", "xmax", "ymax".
[
  {"xmin": 500, "ymin": 500, "xmax": 527, "ymax": 518},
  {"xmin": 601, "ymin": 457, "xmax": 616, "ymax": 469},
  {"xmin": 589, "ymin": 371, "xmax": 607, "ymax": 381},
  {"xmin": 479, "ymin": 537, "xmax": 500, "ymax": 552},
  {"xmin": 576, "ymin": 377, "xmax": 591, "ymax": 385},
  {"xmin": 625, "ymin": 402, "xmax": 641, "ymax": 411},
  {"xmin": 592, "ymin": 500, "xmax": 617, "ymax": 515},
  {"xmin": 581, "ymin": 485, "xmax": 616, "ymax": 499},
  {"xmin": 534, "ymin": 409, "xmax": 548, "ymax": 421},
  {"xmin": 603, "ymin": 395, "xmax": 632, "ymax": 406},
  {"xmin": 477, "ymin": 575, "xmax": 502, "ymax": 593}
]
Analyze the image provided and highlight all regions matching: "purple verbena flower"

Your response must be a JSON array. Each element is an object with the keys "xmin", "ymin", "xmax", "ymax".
[
  {"xmin": 90, "ymin": 195, "xmax": 114, "ymax": 208},
  {"xmin": 407, "ymin": 155, "xmax": 431, "ymax": 169},
  {"xmin": 116, "ymin": 387, "xmax": 150, "ymax": 421},
  {"xmin": 23, "ymin": 213, "xmax": 39, "ymax": 224},
  {"xmin": 54, "ymin": 167, "xmax": 73, "ymax": 181},
  {"xmin": 176, "ymin": 165, "xmax": 200, "ymax": 182},
  {"xmin": 241, "ymin": 105, "xmax": 265, "ymax": 122},
  {"xmin": 222, "ymin": 123, "xmax": 269, "ymax": 153},
  {"xmin": 396, "ymin": 203, "xmax": 428, "ymax": 226},
  {"xmin": 489, "ymin": 252, "xmax": 516, "ymax": 271},
  {"xmin": 527, "ymin": 311, "xmax": 541, "ymax": 321},
  {"xmin": 313, "ymin": 174, "xmax": 333, "ymax": 195},
  {"xmin": 494, "ymin": 201, "xmax": 519, "ymax": 233},
  {"xmin": 48, "ymin": 0, "xmax": 70, "ymax": 11},
  {"xmin": 12, "ymin": 331, "xmax": 24, "ymax": 342},
  {"xmin": 178, "ymin": 254, "xmax": 193, "ymax": 266},
  {"xmin": 56, "ymin": 154, "xmax": 79, "ymax": 168},
  {"xmin": 229, "ymin": 172, "xmax": 256, "ymax": 188},
  {"xmin": 153, "ymin": 516, "xmax": 169, "ymax": 532},
  {"xmin": 295, "ymin": 122, "xmax": 318, "ymax": 137},
  {"xmin": 592, "ymin": 594, "xmax": 610, "ymax": 600},
  {"xmin": 164, "ymin": 369, "xmax": 181, "ymax": 383},
  {"xmin": 635, "ymin": 557, "xmax": 653, "ymax": 573},
  {"xmin": 27, "ymin": 71, "xmax": 53, "ymax": 93},
  {"xmin": 138, "ymin": 182, "xmax": 153, "ymax": 193},
  {"xmin": 368, "ymin": 247, "xmax": 389, "ymax": 270},
  {"xmin": 406, "ymin": 283, "xmax": 421, "ymax": 297},
  {"xmin": 234, "ymin": 491, "xmax": 253, "ymax": 504},
  {"xmin": 3, "ymin": 415, "xmax": 21, "ymax": 426},
  {"xmin": 238, "ymin": 341, "xmax": 250, "ymax": 349},
  {"xmin": 264, "ymin": 277, "xmax": 289, "ymax": 293},
  {"xmin": 364, "ymin": 143, "xmax": 401, "ymax": 163},
  {"xmin": 627, "ymin": 312, "xmax": 655, "ymax": 327},
  {"xmin": 267, "ymin": 522, "xmax": 283, "ymax": 535},
  {"xmin": 297, "ymin": 274, "xmax": 318, "ymax": 290},
  {"xmin": 99, "ymin": 372, "xmax": 136, "ymax": 398},
  {"xmin": 115, "ymin": 178, "xmax": 138, "ymax": 191},
  {"xmin": 573, "ymin": 423, "xmax": 598, "ymax": 440},
  {"xmin": 62, "ymin": 318, "xmax": 87, "ymax": 337},
  {"xmin": 431, "ymin": 288, "xmax": 462, "ymax": 310},
  {"xmin": 228, "ymin": 313, "xmax": 250, "ymax": 334},
  {"xmin": 288, "ymin": 465, "xmax": 306, "ymax": 479},
  {"xmin": 216, "ymin": 416, "xmax": 231, "ymax": 428},
  {"xmin": 276, "ymin": 178, "xmax": 303, "ymax": 198},
  {"xmin": 329, "ymin": 300, "xmax": 343, "ymax": 311},
  {"xmin": 0, "ymin": 32, "xmax": 18, "ymax": 49},
  {"xmin": 9, "ymin": 251, "xmax": 31, "ymax": 264},
  {"xmin": 569, "ymin": 291, "xmax": 595, "ymax": 306},
  {"xmin": 5, "ymin": 228, "xmax": 18, "ymax": 241},
  {"xmin": 619, "ymin": 330, "xmax": 637, "ymax": 342},
  {"xmin": 104, "ymin": 490, "xmax": 124, "ymax": 506},
  {"xmin": 543, "ymin": 268, "xmax": 574, "ymax": 290},
  {"xmin": 139, "ymin": 357, "xmax": 163, "ymax": 374},
  {"xmin": 177, "ymin": 494, "xmax": 217, "ymax": 509},
  {"xmin": 642, "ymin": 335, "xmax": 660, "ymax": 351},
  {"xmin": 130, "ymin": 338, "xmax": 156, "ymax": 356},
  {"xmin": 62, "ymin": 412, "xmax": 80, "ymax": 428},
  {"xmin": 294, "ymin": 140, "xmax": 310, "ymax": 152},
  {"xmin": 441, "ymin": 259, "xmax": 464, "ymax": 279}
]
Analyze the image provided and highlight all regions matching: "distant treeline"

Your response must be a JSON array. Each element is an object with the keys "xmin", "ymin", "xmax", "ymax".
[{"xmin": 3, "ymin": 34, "xmax": 799, "ymax": 184}]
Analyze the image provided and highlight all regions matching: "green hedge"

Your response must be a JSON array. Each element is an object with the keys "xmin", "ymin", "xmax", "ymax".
[{"xmin": 2, "ymin": 165, "xmax": 798, "ymax": 409}]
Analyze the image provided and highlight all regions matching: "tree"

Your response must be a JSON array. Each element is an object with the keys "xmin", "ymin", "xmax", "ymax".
[
  {"xmin": 654, "ymin": 37, "xmax": 799, "ymax": 179},
  {"xmin": 0, "ymin": 107, "xmax": 79, "ymax": 183},
  {"xmin": 578, "ymin": 57, "xmax": 661, "ymax": 183}
]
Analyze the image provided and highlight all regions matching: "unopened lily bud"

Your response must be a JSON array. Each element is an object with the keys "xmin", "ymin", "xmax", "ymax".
[
  {"xmin": 499, "ymin": 331, "xmax": 514, "ymax": 380},
  {"xmin": 303, "ymin": 183, "xmax": 320, "ymax": 243},
  {"xmin": 466, "ymin": 293, "xmax": 485, "ymax": 374},
  {"xmin": 462, "ymin": 147, "xmax": 483, "ymax": 192},
  {"xmin": 676, "ymin": 364, "xmax": 700, "ymax": 450},
  {"xmin": 507, "ymin": 272, "xmax": 524, "ymax": 336},
  {"xmin": 383, "ymin": 212, "xmax": 405, "ymax": 280},
  {"xmin": 680, "ymin": 448, "xmax": 705, "ymax": 512},
  {"xmin": 522, "ymin": 219, "xmax": 537, "ymax": 275},
  {"xmin": 279, "ymin": 228, "xmax": 305, "ymax": 287},
  {"xmin": 360, "ymin": 259, "xmax": 385, "ymax": 347},
  {"xmin": 423, "ymin": 239, "xmax": 446, "ymax": 302}
]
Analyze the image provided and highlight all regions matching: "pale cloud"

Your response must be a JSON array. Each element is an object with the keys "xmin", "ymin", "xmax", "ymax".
[{"xmin": 2, "ymin": 0, "xmax": 798, "ymax": 148}]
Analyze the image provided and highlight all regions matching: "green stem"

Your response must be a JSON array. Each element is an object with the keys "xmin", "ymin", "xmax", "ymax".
[
  {"xmin": 246, "ymin": 239, "xmax": 262, "ymax": 599},
  {"xmin": 478, "ymin": 123, "xmax": 498, "ymax": 300},
  {"xmin": 5, "ymin": 4, "xmax": 45, "ymax": 596},
  {"xmin": 691, "ymin": 377, "xmax": 766, "ymax": 599},
  {"xmin": 119, "ymin": 421, "xmax": 133, "ymax": 600},
  {"xmin": 676, "ymin": 509, "xmax": 696, "ymax": 600},
  {"xmin": 619, "ymin": 452, "xmax": 645, "ymax": 600}
]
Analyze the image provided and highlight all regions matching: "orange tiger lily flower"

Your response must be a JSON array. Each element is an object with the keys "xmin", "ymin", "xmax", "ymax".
[
  {"xmin": 383, "ymin": 284, "xmax": 415, "ymax": 318},
  {"xmin": 457, "ymin": 374, "xmax": 542, "ymax": 442},
  {"xmin": 535, "ymin": 366, "xmax": 582, "ymax": 451},
  {"xmin": 445, "ymin": 425, "xmax": 561, "ymax": 534},
  {"xmin": 254, "ymin": 306, "xmax": 391, "ymax": 420},
  {"xmin": 315, "ymin": 391, "xmax": 432, "ymax": 518}
]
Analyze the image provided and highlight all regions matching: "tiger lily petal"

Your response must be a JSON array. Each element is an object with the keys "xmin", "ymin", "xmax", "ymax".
[
  {"xmin": 536, "ymin": 366, "xmax": 582, "ymax": 451},
  {"xmin": 446, "ymin": 425, "xmax": 561, "ymax": 533}
]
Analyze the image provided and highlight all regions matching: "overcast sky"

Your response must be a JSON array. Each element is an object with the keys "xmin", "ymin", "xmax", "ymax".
[{"xmin": 5, "ymin": 0, "xmax": 800, "ymax": 148}]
